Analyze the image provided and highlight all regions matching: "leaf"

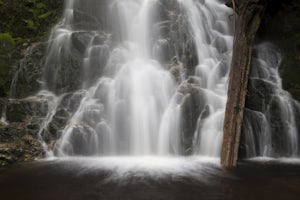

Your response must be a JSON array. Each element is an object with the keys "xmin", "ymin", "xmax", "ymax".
[
  {"xmin": 0, "ymin": 33, "xmax": 15, "ymax": 46},
  {"xmin": 23, "ymin": 19, "xmax": 37, "ymax": 31},
  {"xmin": 28, "ymin": 8, "xmax": 37, "ymax": 14},
  {"xmin": 38, "ymin": 11, "xmax": 52, "ymax": 19},
  {"xmin": 36, "ymin": 2, "xmax": 46, "ymax": 9}
]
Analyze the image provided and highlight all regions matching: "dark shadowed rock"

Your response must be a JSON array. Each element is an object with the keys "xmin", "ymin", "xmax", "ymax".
[
  {"xmin": 6, "ymin": 97, "xmax": 48, "ymax": 123},
  {"xmin": 179, "ymin": 82, "xmax": 207, "ymax": 154}
]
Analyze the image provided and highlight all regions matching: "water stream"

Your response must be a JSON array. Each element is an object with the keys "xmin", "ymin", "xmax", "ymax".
[
  {"xmin": 39, "ymin": 0, "xmax": 233, "ymax": 157},
  {"xmin": 243, "ymin": 43, "xmax": 300, "ymax": 158},
  {"xmin": 2, "ymin": 0, "xmax": 299, "ymax": 161}
]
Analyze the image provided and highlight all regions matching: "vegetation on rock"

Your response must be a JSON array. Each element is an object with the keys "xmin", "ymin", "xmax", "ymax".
[
  {"xmin": 0, "ymin": 0, "xmax": 63, "ymax": 97},
  {"xmin": 0, "ymin": 0, "xmax": 63, "ymax": 167}
]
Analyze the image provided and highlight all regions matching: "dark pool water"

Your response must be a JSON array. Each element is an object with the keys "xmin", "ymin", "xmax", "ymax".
[{"xmin": 1, "ymin": 157, "xmax": 300, "ymax": 200}]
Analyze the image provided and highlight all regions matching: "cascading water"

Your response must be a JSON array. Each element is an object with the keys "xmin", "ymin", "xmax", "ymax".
[
  {"xmin": 37, "ymin": 0, "xmax": 233, "ymax": 158},
  {"xmin": 243, "ymin": 43, "xmax": 300, "ymax": 158},
  {"xmin": 178, "ymin": 0, "xmax": 232, "ymax": 157}
]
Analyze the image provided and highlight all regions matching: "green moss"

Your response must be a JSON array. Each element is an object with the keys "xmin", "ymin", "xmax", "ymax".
[
  {"xmin": 0, "ymin": 0, "xmax": 63, "ymax": 97},
  {"xmin": 0, "ymin": 33, "xmax": 15, "ymax": 46},
  {"xmin": 0, "ymin": 0, "xmax": 64, "ymax": 40},
  {"xmin": 23, "ymin": 19, "xmax": 37, "ymax": 31},
  {"xmin": 0, "ymin": 33, "xmax": 15, "ymax": 97}
]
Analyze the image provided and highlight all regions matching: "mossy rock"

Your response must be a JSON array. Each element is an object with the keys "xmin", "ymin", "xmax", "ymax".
[
  {"xmin": 0, "ymin": 121, "xmax": 45, "ymax": 167},
  {"xmin": 0, "ymin": 59, "xmax": 12, "ymax": 97},
  {"xmin": 0, "ymin": 0, "xmax": 64, "ymax": 97},
  {"xmin": 0, "ymin": 33, "xmax": 15, "ymax": 53},
  {"xmin": 0, "ymin": 33, "xmax": 15, "ymax": 97},
  {"xmin": 10, "ymin": 42, "xmax": 46, "ymax": 98},
  {"xmin": 0, "ymin": 0, "xmax": 64, "ymax": 40},
  {"xmin": 0, "ymin": 142, "xmax": 44, "ymax": 167}
]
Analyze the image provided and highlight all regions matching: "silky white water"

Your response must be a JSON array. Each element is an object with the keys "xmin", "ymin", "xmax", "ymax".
[
  {"xmin": 243, "ymin": 43, "xmax": 300, "ymax": 157},
  {"xmin": 37, "ymin": 0, "xmax": 233, "ymax": 157},
  {"xmin": 1, "ymin": 0, "xmax": 299, "ymax": 167},
  {"xmin": 178, "ymin": 0, "xmax": 232, "ymax": 156}
]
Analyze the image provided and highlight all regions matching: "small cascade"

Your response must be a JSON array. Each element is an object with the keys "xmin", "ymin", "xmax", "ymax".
[
  {"xmin": 42, "ymin": 0, "xmax": 76, "ymax": 93},
  {"xmin": 178, "ymin": 0, "xmax": 233, "ymax": 157},
  {"xmin": 243, "ymin": 43, "xmax": 300, "ymax": 158},
  {"xmin": 0, "ymin": 43, "xmax": 44, "ymax": 126}
]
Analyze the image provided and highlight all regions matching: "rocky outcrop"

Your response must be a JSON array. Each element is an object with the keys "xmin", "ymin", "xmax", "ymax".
[
  {"xmin": 178, "ymin": 80, "xmax": 207, "ymax": 154},
  {"xmin": 231, "ymin": 0, "xmax": 300, "ymax": 160},
  {"xmin": 0, "ymin": 0, "xmax": 64, "ymax": 167},
  {"xmin": 0, "ymin": 125, "xmax": 44, "ymax": 167},
  {"xmin": 258, "ymin": 0, "xmax": 300, "ymax": 101},
  {"xmin": 0, "ymin": 99, "xmax": 46, "ymax": 167},
  {"xmin": 221, "ymin": 0, "xmax": 268, "ymax": 168}
]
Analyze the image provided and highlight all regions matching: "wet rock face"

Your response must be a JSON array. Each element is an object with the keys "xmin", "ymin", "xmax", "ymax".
[
  {"xmin": 257, "ymin": 0, "xmax": 300, "ymax": 101},
  {"xmin": 0, "ymin": 122, "xmax": 44, "ymax": 167},
  {"xmin": 0, "ymin": 91, "xmax": 84, "ymax": 167},
  {"xmin": 0, "ymin": 1, "xmax": 66, "ymax": 166},
  {"xmin": 1, "ymin": 0, "xmax": 225, "ymax": 162},
  {"xmin": 0, "ymin": 96, "xmax": 53, "ymax": 167},
  {"xmin": 240, "ymin": 0, "xmax": 300, "ymax": 158},
  {"xmin": 9, "ymin": 42, "xmax": 46, "ymax": 99},
  {"xmin": 155, "ymin": 0, "xmax": 198, "ymax": 73},
  {"xmin": 6, "ymin": 98, "xmax": 48, "ymax": 123},
  {"xmin": 179, "ymin": 84, "xmax": 206, "ymax": 154}
]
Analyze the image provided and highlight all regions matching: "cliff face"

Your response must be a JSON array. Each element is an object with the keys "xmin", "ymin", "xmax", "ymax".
[
  {"xmin": 258, "ymin": 0, "xmax": 300, "ymax": 101},
  {"xmin": 0, "ymin": 0, "xmax": 63, "ymax": 97},
  {"xmin": 0, "ymin": 0, "xmax": 63, "ymax": 167}
]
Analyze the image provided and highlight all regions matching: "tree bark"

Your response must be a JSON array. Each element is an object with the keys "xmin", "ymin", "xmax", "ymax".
[{"xmin": 221, "ymin": 0, "xmax": 268, "ymax": 168}]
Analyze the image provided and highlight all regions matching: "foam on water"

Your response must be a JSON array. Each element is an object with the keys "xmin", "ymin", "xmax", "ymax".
[{"xmin": 43, "ymin": 156, "xmax": 222, "ymax": 183}]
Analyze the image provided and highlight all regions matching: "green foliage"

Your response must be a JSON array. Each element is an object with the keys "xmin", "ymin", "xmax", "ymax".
[
  {"xmin": 36, "ymin": 2, "xmax": 46, "ymax": 9},
  {"xmin": 38, "ymin": 11, "xmax": 52, "ymax": 19},
  {"xmin": 23, "ymin": 19, "xmax": 37, "ymax": 31},
  {"xmin": 0, "ymin": 0, "xmax": 63, "ymax": 97},
  {"xmin": 0, "ymin": 32, "xmax": 15, "ymax": 96},
  {"xmin": 23, "ymin": 0, "xmax": 60, "ymax": 35},
  {"xmin": 0, "ymin": 0, "xmax": 64, "ymax": 39},
  {"xmin": 0, "ymin": 33, "xmax": 15, "ymax": 48}
]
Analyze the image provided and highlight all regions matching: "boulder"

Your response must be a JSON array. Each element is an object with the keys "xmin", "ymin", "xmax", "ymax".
[
  {"xmin": 179, "ymin": 82, "xmax": 207, "ymax": 154},
  {"xmin": 0, "ymin": 122, "xmax": 44, "ymax": 167}
]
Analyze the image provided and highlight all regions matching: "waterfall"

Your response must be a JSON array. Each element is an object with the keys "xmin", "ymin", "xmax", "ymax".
[
  {"xmin": 4, "ymin": 0, "xmax": 299, "ymax": 161},
  {"xmin": 178, "ymin": 0, "xmax": 232, "ymax": 156},
  {"xmin": 243, "ymin": 43, "xmax": 300, "ymax": 158},
  {"xmin": 35, "ymin": 0, "xmax": 233, "ymax": 157}
]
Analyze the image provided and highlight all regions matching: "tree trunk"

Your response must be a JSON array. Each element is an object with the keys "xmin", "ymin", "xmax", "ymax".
[{"xmin": 221, "ymin": 0, "xmax": 268, "ymax": 168}]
